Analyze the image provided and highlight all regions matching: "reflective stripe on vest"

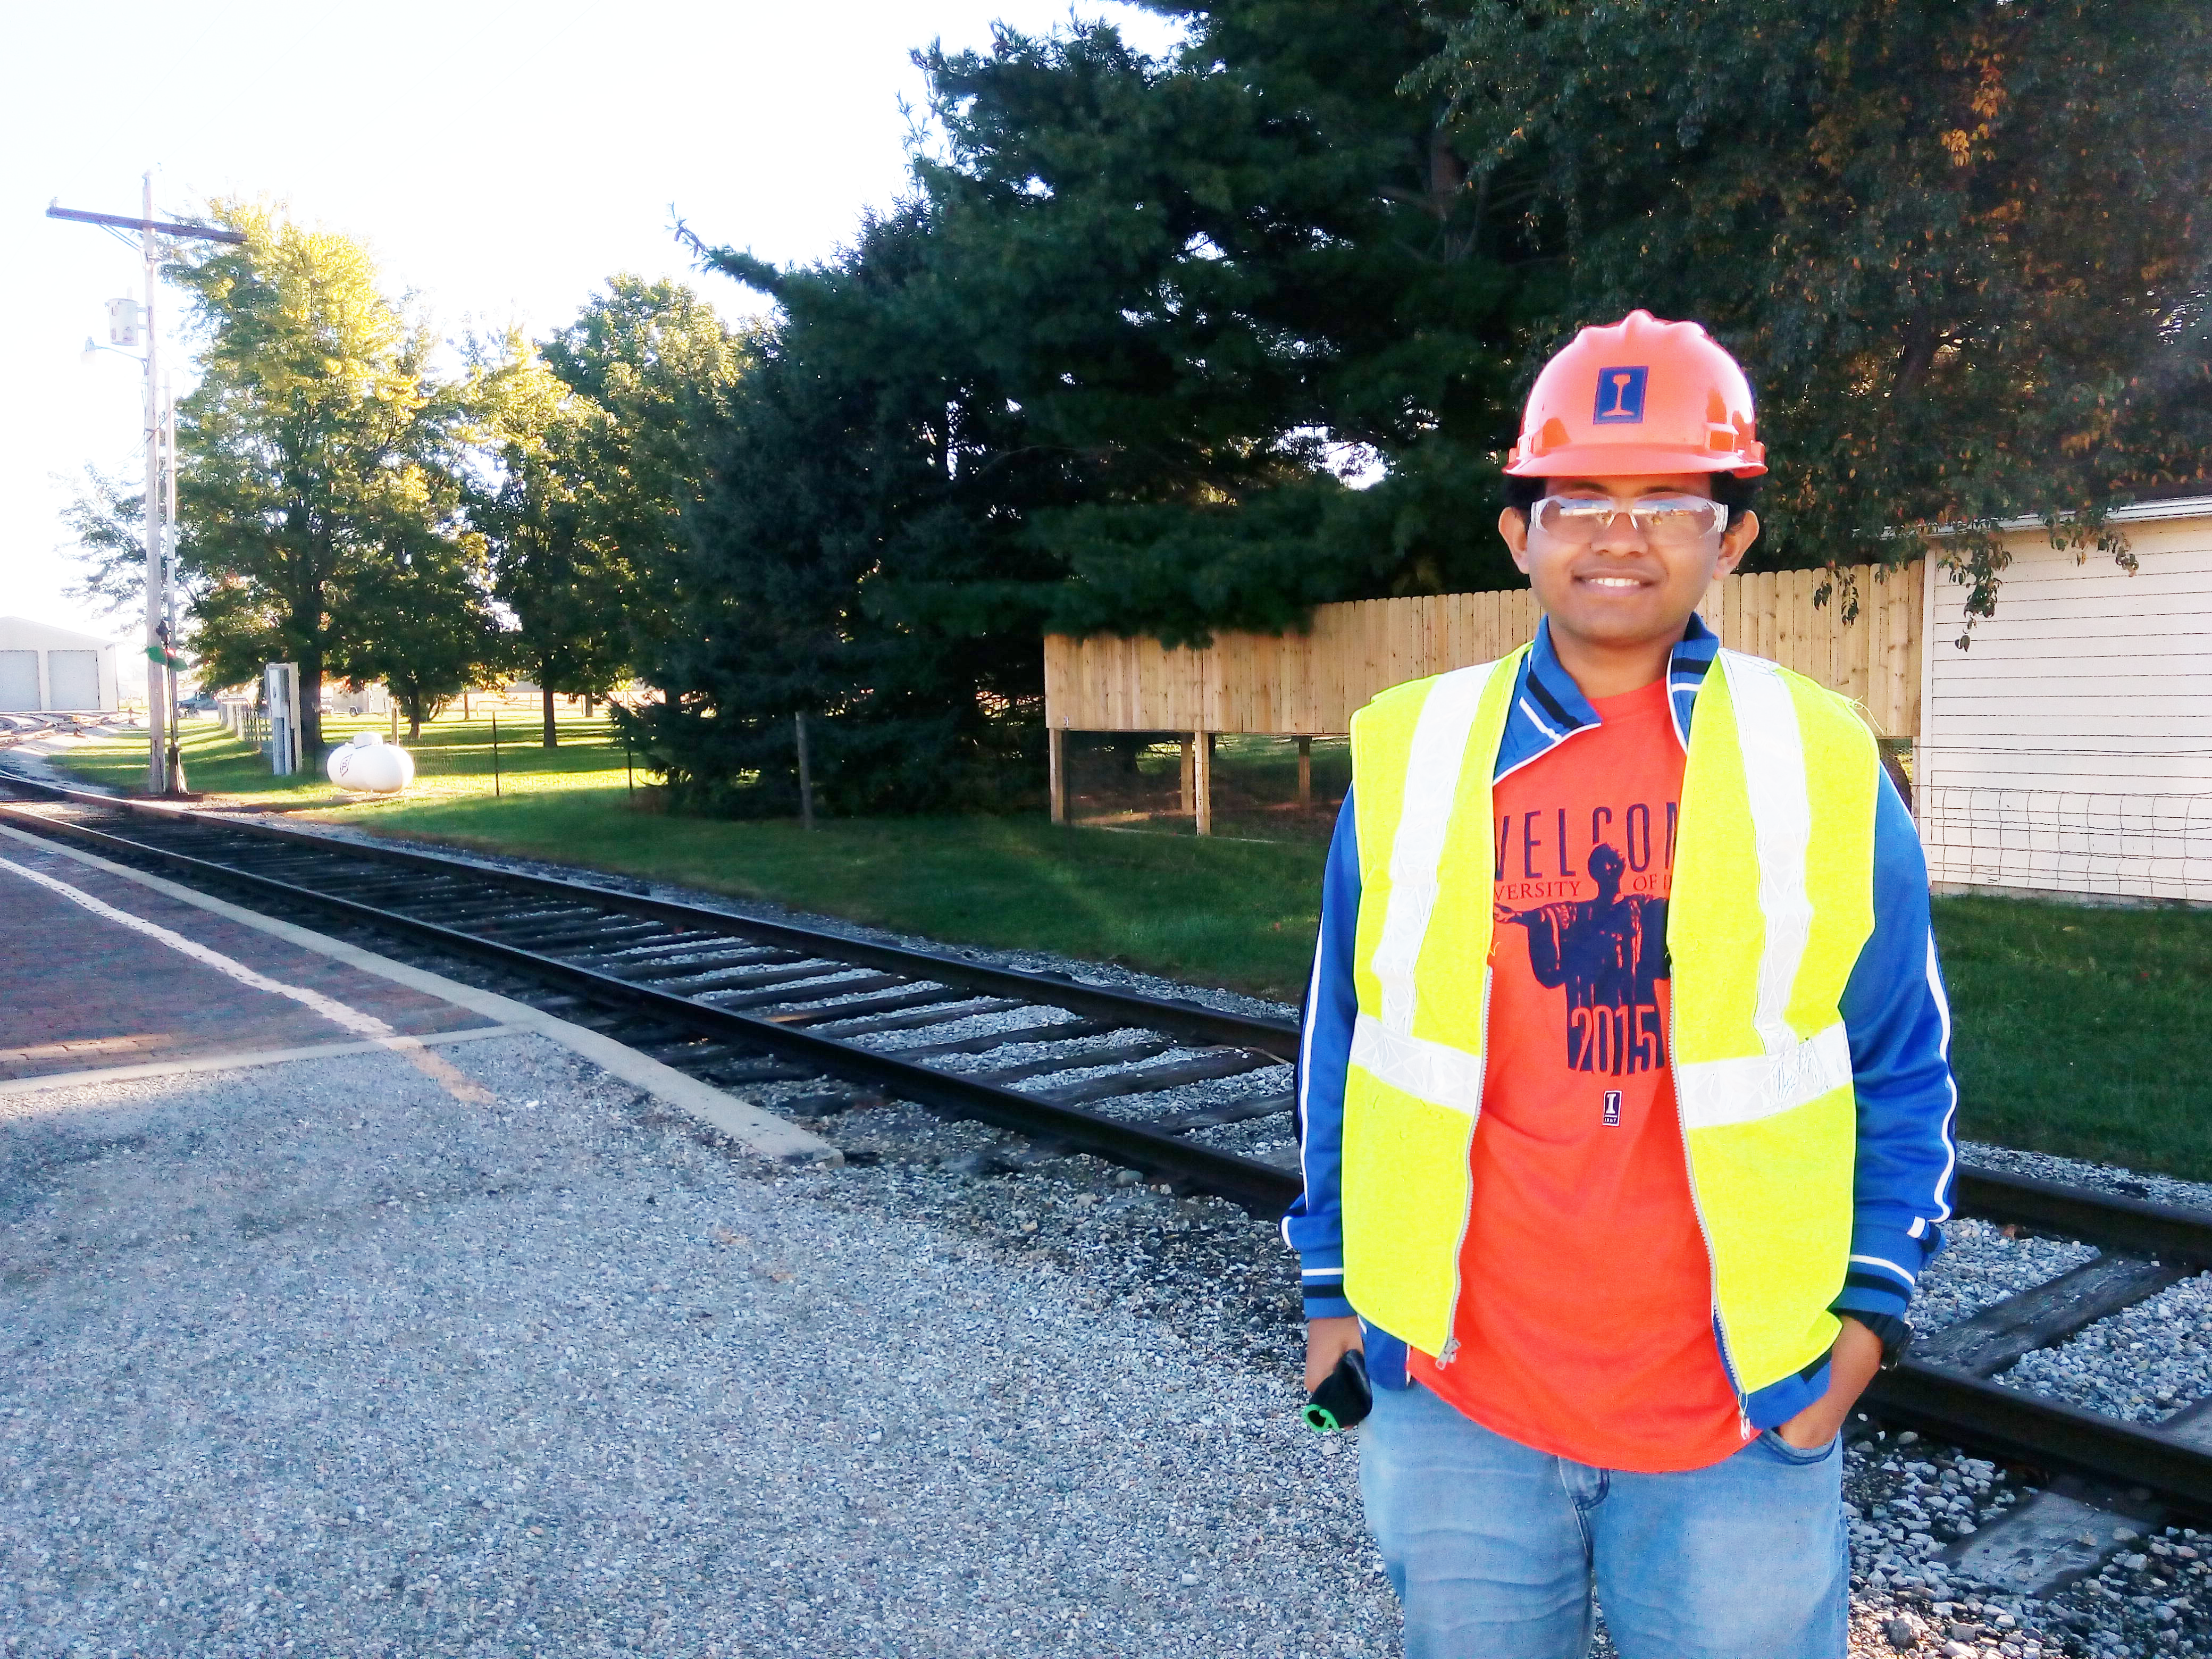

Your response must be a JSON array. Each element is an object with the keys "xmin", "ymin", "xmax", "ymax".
[{"xmin": 1341, "ymin": 647, "xmax": 1878, "ymax": 1394}]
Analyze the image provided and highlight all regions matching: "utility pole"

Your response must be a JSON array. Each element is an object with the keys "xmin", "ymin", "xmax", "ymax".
[
  {"xmin": 47, "ymin": 180, "xmax": 244, "ymax": 795},
  {"xmin": 163, "ymin": 379, "xmax": 185, "ymax": 791}
]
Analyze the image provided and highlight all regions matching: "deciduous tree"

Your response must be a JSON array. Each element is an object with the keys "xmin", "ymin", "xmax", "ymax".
[
  {"xmin": 1415, "ymin": 0, "xmax": 2212, "ymax": 624},
  {"xmin": 336, "ymin": 531, "xmax": 499, "ymax": 739},
  {"xmin": 57, "ymin": 467, "xmax": 160, "ymax": 623},
  {"xmin": 473, "ymin": 279, "xmax": 743, "ymax": 747},
  {"xmin": 172, "ymin": 203, "xmax": 474, "ymax": 751}
]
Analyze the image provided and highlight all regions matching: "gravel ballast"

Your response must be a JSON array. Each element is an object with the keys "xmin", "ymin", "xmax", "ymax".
[{"xmin": 0, "ymin": 1036, "xmax": 1394, "ymax": 1657}]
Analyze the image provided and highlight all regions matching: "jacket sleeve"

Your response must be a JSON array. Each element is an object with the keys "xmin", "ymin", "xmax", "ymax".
[
  {"xmin": 1283, "ymin": 789, "xmax": 1361, "ymax": 1319},
  {"xmin": 1832, "ymin": 770, "xmax": 1960, "ymax": 1324}
]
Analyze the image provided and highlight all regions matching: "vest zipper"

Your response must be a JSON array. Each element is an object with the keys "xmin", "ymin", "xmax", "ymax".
[
  {"xmin": 1439, "ymin": 694, "xmax": 1581, "ymax": 1371},
  {"xmin": 1433, "ymin": 961, "xmax": 1496, "ymax": 1370},
  {"xmin": 1670, "ymin": 998, "xmax": 1750, "ymax": 1436}
]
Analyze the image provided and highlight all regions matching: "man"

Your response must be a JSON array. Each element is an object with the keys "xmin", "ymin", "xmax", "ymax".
[{"xmin": 1287, "ymin": 312, "xmax": 1957, "ymax": 1658}]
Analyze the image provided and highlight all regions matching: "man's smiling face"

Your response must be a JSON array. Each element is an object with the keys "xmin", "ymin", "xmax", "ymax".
[{"xmin": 1498, "ymin": 473, "xmax": 1761, "ymax": 659}]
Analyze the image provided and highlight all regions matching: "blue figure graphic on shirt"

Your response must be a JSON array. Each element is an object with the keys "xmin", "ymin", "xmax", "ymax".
[{"xmin": 1495, "ymin": 841, "xmax": 1669, "ymax": 1075}]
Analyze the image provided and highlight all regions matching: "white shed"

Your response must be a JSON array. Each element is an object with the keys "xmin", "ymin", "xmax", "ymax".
[
  {"xmin": 0, "ymin": 617, "xmax": 122, "ymax": 713},
  {"xmin": 1916, "ymin": 497, "xmax": 2212, "ymax": 904}
]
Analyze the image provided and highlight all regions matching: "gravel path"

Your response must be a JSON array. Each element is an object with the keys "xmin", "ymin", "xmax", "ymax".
[{"xmin": 0, "ymin": 1035, "xmax": 1394, "ymax": 1657}]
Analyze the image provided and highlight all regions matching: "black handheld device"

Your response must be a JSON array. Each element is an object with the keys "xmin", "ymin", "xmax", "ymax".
[{"xmin": 1301, "ymin": 1347, "xmax": 1373, "ymax": 1434}]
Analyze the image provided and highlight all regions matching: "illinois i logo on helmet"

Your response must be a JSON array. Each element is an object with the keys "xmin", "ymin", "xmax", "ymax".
[{"xmin": 1592, "ymin": 366, "xmax": 1648, "ymax": 425}]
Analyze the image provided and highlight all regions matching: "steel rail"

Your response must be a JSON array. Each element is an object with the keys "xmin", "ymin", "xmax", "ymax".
[
  {"xmin": 1868, "ymin": 1361, "xmax": 2212, "ymax": 1521},
  {"xmin": 1957, "ymin": 1167, "xmax": 2212, "ymax": 1270},
  {"xmin": 0, "ymin": 799, "xmax": 1303, "ymax": 1214},
  {"xmin": 0, "ymin": 773, "xmax": 1299, "ymax": 1057}
]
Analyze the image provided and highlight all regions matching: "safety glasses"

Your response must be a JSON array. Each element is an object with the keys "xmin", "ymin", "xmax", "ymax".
[{"xmin": 1531, "ymin": 495, "xmax": 1730, "ymax": 548}]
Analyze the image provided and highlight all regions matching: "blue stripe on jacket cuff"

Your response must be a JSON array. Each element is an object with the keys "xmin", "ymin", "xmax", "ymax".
[
  {"xmin": 1834, "ymin": 1218, "xmax": 1929, "ymax": 1321},
  {"xmin": 1832, "ymin": 1282, "xmax": 1912, "ymax": 1321},
  {"xmin": 1304, "ymin": 1292, "xmax": 1356, "ymax": 1320}
]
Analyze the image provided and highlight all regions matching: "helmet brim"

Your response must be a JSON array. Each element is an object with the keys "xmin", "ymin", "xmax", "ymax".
[{"xmin": 1504, "ymin": 441, "xmax": 1767, "ymax": 480}]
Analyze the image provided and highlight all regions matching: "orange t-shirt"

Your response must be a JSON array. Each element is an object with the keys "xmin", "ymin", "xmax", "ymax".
[{"xmin": 1412, "ymin": 676, "xmax": 1748, "ymax": 1472}]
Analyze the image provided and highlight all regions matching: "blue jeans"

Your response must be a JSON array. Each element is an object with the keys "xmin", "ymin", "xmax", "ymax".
[{"xmin": 1360, "ymin": 1380, "xmax": 1848, "ymax": 1659}]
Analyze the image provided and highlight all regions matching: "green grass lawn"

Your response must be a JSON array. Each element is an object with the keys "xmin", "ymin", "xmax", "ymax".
[
  {"xmin": 45, "ymin": 714, "xmax": 2212, "ymax": 1179},
  {"xmin": 54, "ymin": 709, "xmax": 636, "ymax": 810},
  {"xmin": 1934, "ymin": 895, "xmax": 2212, "ymax": 1180}
]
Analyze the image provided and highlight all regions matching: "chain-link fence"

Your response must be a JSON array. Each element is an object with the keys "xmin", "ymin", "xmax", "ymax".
[{"xmin": 1920, "ymin": 785, "xmax": 2212, "ymax": 903}]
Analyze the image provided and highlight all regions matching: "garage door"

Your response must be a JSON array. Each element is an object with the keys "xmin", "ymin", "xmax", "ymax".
[
  {"xmin": 46, "ymin": 651, "xmax": 99, "ymax": 710},
  {"xmin": 0, "ymin": 651, "xmax": 37, "ymax": 711}
]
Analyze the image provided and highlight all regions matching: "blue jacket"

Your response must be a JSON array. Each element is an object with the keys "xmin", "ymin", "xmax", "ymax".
[{"xmin": 1285, "ymin": 614, "xmax": 1959, "ymax": 1430}]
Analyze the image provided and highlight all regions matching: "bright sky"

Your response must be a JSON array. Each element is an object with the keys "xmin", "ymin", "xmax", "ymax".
[{"xmin": 1, "ymin": 0, "xmax": 1183, "ymax": 641}]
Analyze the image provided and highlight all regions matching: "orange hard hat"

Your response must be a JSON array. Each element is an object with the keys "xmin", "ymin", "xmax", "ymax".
[{"xmin": 1504, "ymin": 310, "xmax": 1766, "ymax": 479}]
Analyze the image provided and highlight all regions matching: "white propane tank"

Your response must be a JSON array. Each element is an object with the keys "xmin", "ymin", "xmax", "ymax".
[{"xmin": 325, "ymin": 731, "xmax": 416, "ymax": 793}]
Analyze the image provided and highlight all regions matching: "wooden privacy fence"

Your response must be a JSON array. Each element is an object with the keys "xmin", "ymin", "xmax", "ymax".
[{"xmin": 1042, "ymin": 560, "xmax": 1924, "ymax": 831}]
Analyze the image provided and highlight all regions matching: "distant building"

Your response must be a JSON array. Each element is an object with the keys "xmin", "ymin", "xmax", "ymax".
[
  {"xmin": 0, "ymin": 617, "xmax": 121, "ymax": 713},
  {"xmin": 325, "ymin": 681, "xmax": 391, "ymax": 716}
]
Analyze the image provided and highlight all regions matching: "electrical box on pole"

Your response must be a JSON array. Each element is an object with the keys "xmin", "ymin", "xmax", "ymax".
[
  {"xmin": 106, "ymin": 297, "xmax": 140, "ymax": 346},
  {"xmin": 263, "ymin": 661, "xmax": 303, "ymax": 776}
]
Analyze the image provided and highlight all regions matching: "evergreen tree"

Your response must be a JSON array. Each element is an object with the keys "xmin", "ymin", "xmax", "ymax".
[
  {"xmin": 917, "ymin": 7, "xmax": 1530, "ymax": 642},
  {"xmin": 653, "ymin": 2, "xmax": 1534, "ymax": 808},
  {"xmin": 656, "ymin": 0, "xmax": 2209, "ymax": 813},
  {"xmin": 652, "ymin": 206, "xmax": 1071, "ymax": 813}
]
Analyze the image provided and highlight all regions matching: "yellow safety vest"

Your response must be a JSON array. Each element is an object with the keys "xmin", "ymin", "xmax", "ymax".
[{"xmin": 1342, "ymin": 646, "xmax": 1879, "ymax": 1398}]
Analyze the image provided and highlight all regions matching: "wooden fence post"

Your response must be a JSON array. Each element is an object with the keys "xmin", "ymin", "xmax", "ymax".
[
  {"xmin": 795, "ymin": 710, "xmax": 815, "ymax": 831},
  {"xmin": 1194, "ymin": 731, "xmax": 1213, "ymax": 836},
  {"xmin": 1048, "ymin": 727, "xmax": 1068, "ymax": 825},
  {"xmin": 1179, "ymin": 736, "xmax": 1195, "ymax": 815},
  {"xmin": 1296, "ymin": 736, "xmax": 1312, "ymax": 809}
]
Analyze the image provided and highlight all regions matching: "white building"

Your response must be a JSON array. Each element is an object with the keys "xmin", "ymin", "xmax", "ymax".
[
  {"xmin": 0, "ymin": 617, "xmax": 122, "ymax": 713},
  {"xmin": 1917, "ymin": 497, "xmax": 2212, "ymax": 904}
]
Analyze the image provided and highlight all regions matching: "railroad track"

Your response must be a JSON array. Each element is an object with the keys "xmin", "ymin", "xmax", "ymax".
[
  {"xmin": 0, "ymin": 775, "xmax": 1306, "ymax": 1211},
  {"xmin": 0, "ymin": 712, "xmax": 131, "ymax": 749},
  {"xmin": 5, "ymin": 772, "xmax": 2212, "ymax": 1561}
]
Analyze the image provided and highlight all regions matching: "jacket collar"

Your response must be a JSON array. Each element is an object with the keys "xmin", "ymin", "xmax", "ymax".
[{"xmin": 1495, "ymin": 612, "xmax": 1720, "ymax": 780}]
